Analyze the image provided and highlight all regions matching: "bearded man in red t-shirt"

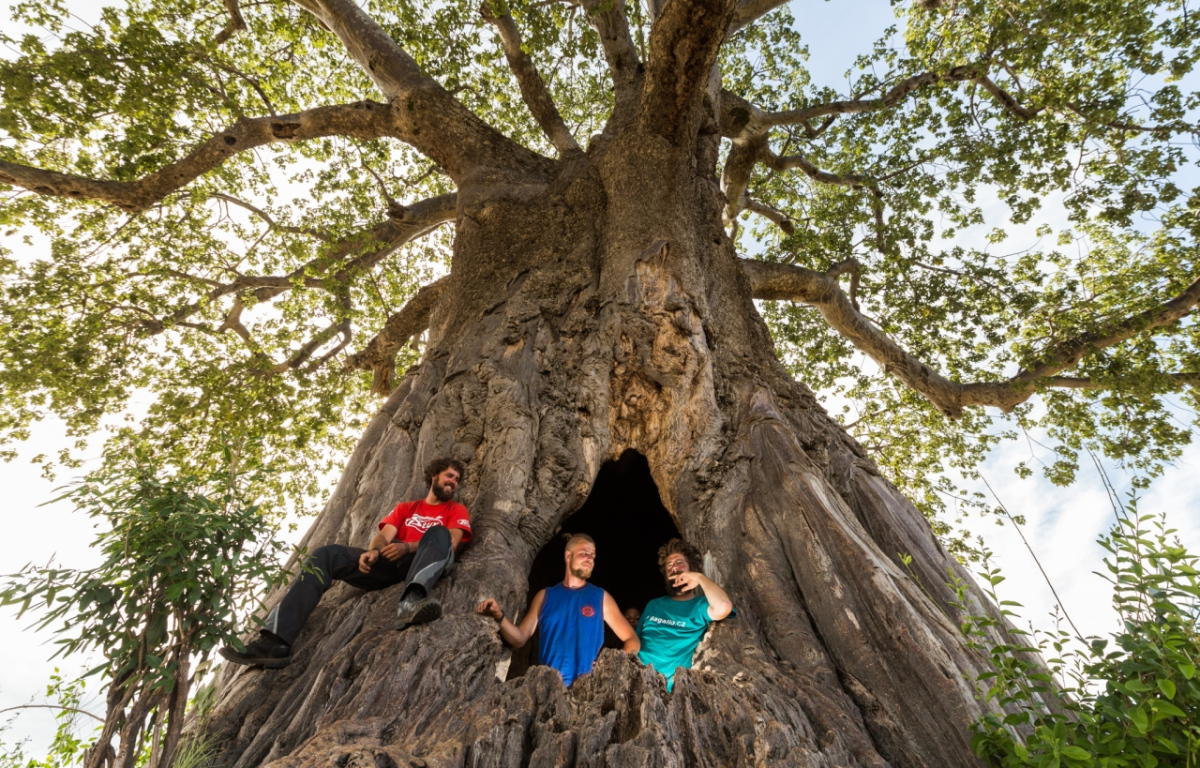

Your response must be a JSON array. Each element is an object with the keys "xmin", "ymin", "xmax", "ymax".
[{"xmin": 220, "ymin": 457, "xmax": 472, "ymax": 668}]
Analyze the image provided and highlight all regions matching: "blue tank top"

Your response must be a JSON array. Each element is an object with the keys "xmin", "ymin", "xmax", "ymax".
[{"xmin": 538, "ymin": 582, "xmax": 605, "ymax": 687}]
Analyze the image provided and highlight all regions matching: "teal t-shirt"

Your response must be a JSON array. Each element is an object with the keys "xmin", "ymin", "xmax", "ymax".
[{"xmin": 636, "ymin": 594, "xmax": 713, "ymax": 692}]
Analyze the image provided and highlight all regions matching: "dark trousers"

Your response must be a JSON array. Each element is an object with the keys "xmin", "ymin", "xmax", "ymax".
[{"xmin": 263, "ymin": 525, "xmax": 454, "ymax": 645}]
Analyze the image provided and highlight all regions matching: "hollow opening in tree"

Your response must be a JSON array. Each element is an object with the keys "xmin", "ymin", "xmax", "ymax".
[{"xmin": 506, "ymin": 450, "xmax": 680, "ymax": 680}]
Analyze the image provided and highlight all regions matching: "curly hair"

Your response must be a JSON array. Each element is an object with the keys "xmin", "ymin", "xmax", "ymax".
[
  {"xmin": 424, "ymin": 457, "xmax": 466, "ymax": 485},
  {"xmin": 657, "ymin": 538, "xmax": 702, "ymax": 578}
]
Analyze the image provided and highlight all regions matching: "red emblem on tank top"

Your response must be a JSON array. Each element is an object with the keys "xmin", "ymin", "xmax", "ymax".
[{"xmin": 581, "ymin": 605, "xmax": 595, "ymax": 617}]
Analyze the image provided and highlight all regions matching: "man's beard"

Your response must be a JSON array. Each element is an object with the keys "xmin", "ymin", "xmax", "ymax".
[
  {"xmin": 570, "ymin": 563, "xmax": 593, "ymax": 579},
  {"xmin": 432, "ymin": 482, "xmax": 454, "ymax": 502}
]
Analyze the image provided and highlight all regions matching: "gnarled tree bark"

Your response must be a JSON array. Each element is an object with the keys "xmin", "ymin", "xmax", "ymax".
[{"xmin": 200, "ymin": 116, "xmax": 1013, "ymax": 767}]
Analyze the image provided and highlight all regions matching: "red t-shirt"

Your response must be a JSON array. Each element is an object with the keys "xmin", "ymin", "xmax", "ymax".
[{"xmin": 378, "ymin": 499, "xmax": 472, "ymax": 544}]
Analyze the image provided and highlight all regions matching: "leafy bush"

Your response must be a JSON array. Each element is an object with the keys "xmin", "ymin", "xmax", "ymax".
[
  {"xmin": 965, "ymin": 496, "xmax": 1200, "ymax": 767},
  {"xmin": 0, "ymin": 672, "xmax": 93, "ymax": 768},
  {"xmin": 1, "ymin": 444, "xmax": 289, "ymax": 768}
]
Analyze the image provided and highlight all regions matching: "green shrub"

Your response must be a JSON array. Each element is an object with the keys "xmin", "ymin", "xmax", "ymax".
[
  {"xmin": 966, "ymin": 496, "xmax": 1200, "ymax": 768},
  {"xmin": 1, "ymin": 443, "xmax": 289, "ymax": 768}
]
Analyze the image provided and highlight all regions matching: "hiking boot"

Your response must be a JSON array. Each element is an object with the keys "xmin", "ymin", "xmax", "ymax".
[
  {"xmin": 395, "ymin": 593, "xmax": 442, "ymax": 631},
  {"xmin": 219, "ymin": 635, "xmax": 291, "ymax": 668}
]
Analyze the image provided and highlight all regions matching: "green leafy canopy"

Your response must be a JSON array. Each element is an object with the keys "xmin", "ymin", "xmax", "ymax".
[{"xmin": 0, "ymin": 0, "xmax": 1195, "ymax": 540}]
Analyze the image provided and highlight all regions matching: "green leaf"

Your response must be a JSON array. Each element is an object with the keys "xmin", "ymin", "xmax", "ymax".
[
  {"xmin": 1060, "ymin": 746, "xmax": 1090, "ymax": 761},
  {"xmin": 1156, "ymin": 678, "xmax": 1175, "ymax": 700}
]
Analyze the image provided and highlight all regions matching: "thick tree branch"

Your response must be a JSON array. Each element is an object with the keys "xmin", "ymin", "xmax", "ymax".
[
  {"xmin": 481, "ymin": 1, "xmax": 581, "ymax": 155},
  {"xmin": 641, "ymin": 0, "xmax": 739, "ymax": 144},
  {"xmin": 728, "ymin": 0, "xmax": 790, "ymax": 35},
  {"xmin": 718, "ymin": 131, "xmax": 765, "ymax": 224},
  {"xmin": 0, "ymin": 102, "xmax": 400, "ymax": 212},
  {"xmin": 719, "ymin": 91, "xmax": 884, "ymax": 236},
  {"xmin": 214, "ymin": 0, "xmax": 248, "ymax": 45},
  {"xmin": 291, "ymin": 0, "xmax": 550, "ymax": 179},
  {"xmin": 576, "ymin": 0, "xmax": 642, "ymax": 123},
  {"xmin": 744, "ymin": 197, "xmax": 796, "ymax": 235},
  {"xmin": 741, "ymin": 258, "xmax": 1200, "ymax": 417},
  {"xmin": 762, "ymin": 149, "xmax": 879, "ymax": 193},
  {"xmin": 345, "ymin": 276, "xmax": 451, "ymax": 394}
]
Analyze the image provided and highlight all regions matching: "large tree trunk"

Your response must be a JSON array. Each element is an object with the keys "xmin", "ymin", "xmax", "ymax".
[{"xmin": 203, "ymin": 129, "xmax": 1007, "ymax": 768}]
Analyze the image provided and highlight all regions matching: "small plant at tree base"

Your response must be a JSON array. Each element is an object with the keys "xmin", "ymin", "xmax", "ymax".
[
  {"xmin": 963, "ymin": 495, "xmax": 1200, "ymax": 767},
  {"xmin": 1, "ymin": 443, "xmax": 290, "ymax": 768},
  {"xmin": 0, "ymin": 671, "xmax": 95, "ymax": 768}
]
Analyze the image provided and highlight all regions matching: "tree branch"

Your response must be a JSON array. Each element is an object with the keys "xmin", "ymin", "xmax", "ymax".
[
  {"xmin": 291, "ymin": 0, "xmax": 550, "ymax": 179},
  {"xmin": 214, "ymin": 0, "xmax": 248, "ymax": 45},
  {"xmin": 480, "ymin": 1, "xmax": 581, "ymax": 155},
  {"xmin": 718, "ymin": 91, "xmax": 884, "ymax": 235},
  {"xmin": 729, "ymin": 63, "xmax": 1197, "ymax": 153},
  {"xmin": 218, "ymin": 296, "xmax": 253, "ymax": 342},
  {"xmin": 640, "ymin": 0, "xmax": 738, "ymax": 144},
  {"xmin": 763, "ymin": 149, "xmax": 886, "ymax": 250},
  {"xmin": 744, "ymin": 197, "xmax": 796, "ymax": 235},
  {"xmin": 209, "ymin": 193, "xmax": 332, "ymax": 240},
  {"xmin": 151, "ymin": 193, "xmax": 456, "ymax": 333},
  {"xmin": 0, "ymin": 102, "xmax": 401, "ymax": 212},
  {"xmin": 1044, "ymin": 373, "xmax": 1200, "ymax": 389},
  {"xmin": 828, "ymin": 257, "xmax": 860, "ymax": 310},
  {"xmin": 973, "ymin": 75, "xmax": 1040, "ymax": 121},
  {"xmin": 762, "ymin": 149, "xmax": 879, "ymax": 193},
  {"xmin": 263, "ymin": 294, "xmax": 353, "ymax": 374},
  {"xmin": 576, "ymin": 0, "xmax": 642, "ymax": 122},
  {"xmin": 758, "ymin": 65, "xmax": 983, "ymax": 127},
  {"xmin": 0, "ymin": 704, "xmax": 104, "ymax": 723},
  {"xmin": 740, "ymin": 258, "xmax": 1200, "ymax": 417},
  {"xmin": 718, "ymin": 131, "xmax": 765, "ymax": 224},
  {"xmin": 728, "ymin": 0, "xmax": 790, "ymax": 35},
  {"xmin": 973, "ymin": 75, "xmax": 1198, "ymax": 135},
  {"xmin": 345, "ymin": 276, "xmax": 451, "ymax": 394}
]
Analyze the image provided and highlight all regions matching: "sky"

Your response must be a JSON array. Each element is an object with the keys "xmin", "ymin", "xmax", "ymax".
[{"xmin": 2, "ymin": 0, "xmax": 1199, "ymax": 758}]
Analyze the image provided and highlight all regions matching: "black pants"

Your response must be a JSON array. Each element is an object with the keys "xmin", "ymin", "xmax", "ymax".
[{"xmin": 263, "ymin": 525, "xmax": 454, "ymax": 645}]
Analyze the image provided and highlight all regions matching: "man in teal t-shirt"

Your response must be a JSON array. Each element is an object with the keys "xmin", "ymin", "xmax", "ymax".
[{"xmin": 637, "ymin": 538, "xmax": 734, "ymax": 692}]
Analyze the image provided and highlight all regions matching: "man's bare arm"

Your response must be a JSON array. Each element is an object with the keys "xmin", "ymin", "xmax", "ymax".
[
  {"xmin": 359, "ymin": 524, "xmax": 399, "ymax": 573},
  {"xmin": 477, "ymin": 589, "xmax": 544, "ymax": 649},
  {"xmin": 603, "ymin": 591, "xmax": 640, "ymax": 655},
  {"xmin": 671, "ymin": 572, "xmax": 733, "ymax": 621}
]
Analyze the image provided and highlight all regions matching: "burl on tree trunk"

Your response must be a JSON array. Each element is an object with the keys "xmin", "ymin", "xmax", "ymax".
[{"xmin": 202, "ymin": 129, "xmax": 1009, "ymax": 768}]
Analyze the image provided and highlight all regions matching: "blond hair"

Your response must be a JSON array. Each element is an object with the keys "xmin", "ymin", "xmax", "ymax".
[{"xmin": 564, "ymin": 533, "xmax": 595, "ymax": 551}]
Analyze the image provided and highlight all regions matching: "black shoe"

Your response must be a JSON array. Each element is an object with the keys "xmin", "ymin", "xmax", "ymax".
[
  {"xmin": 219, "ymin": 636, "xmax": 291, "ymax": 668},
  {"xmin": 395, "ymin": 594, "xmax": 442, "ymax": 631}
]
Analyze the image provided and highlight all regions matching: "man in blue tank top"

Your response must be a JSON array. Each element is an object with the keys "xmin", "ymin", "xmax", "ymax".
[{"xmin": 477, "ymin": 534, "xmax": 640, "ymax": 686}]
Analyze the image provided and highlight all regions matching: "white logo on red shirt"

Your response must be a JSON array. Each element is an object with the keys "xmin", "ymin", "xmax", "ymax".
[{"xmin": 405, "ymin": 513, "xmax": 445, "ymax": 533}]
